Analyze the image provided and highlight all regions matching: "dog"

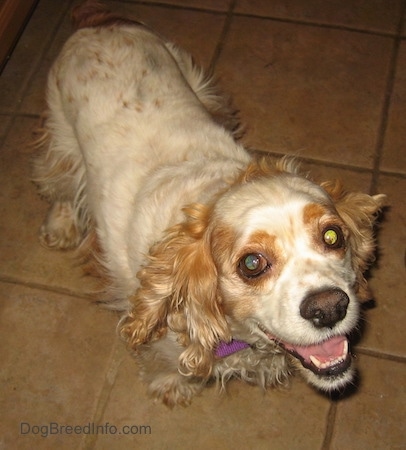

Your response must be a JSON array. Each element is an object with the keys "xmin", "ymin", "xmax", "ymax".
[{"xmin": 32, "ymin": 2, "xmax": 386, "ymax": 406}]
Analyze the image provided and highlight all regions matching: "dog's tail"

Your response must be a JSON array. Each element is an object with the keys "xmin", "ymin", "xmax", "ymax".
[
  {"xmin": 71, "ymin": 0, "xmax": 142, "ymax": 30},
  {"xmin": 165, "ymin": 43, "xmax": 241, "ymax": 136}
]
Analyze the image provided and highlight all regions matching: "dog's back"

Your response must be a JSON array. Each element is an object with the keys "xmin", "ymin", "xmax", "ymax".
[
  {"xmin": 33, "ymin": 1, "xmax": 249, "ymax": 300},
  {"xmin": 70, "ymin": 1, "xmax": 239, "ymax": 133}
]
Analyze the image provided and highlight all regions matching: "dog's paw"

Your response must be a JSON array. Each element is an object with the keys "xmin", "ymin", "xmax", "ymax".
[
  {"xmin": 147, "ymin": 373, "xmax": 205, "ymax": 407},
  {"xmin": 39, "ymin": 202, "xmax": 82, "ymax": 250}
]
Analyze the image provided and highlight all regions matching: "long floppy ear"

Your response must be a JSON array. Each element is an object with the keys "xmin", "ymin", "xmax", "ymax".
[
  {"xmin": 321, "ymin": 180, "xmax": 387, "ymax": 301},
  {"xmin": 120, "ymin": 203, "xmax": 230, "ymax": 378}
]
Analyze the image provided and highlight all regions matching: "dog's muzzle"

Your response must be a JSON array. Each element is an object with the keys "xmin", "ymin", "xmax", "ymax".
[{"xmin": 259, "ymin": 288, "xmax": 354, "ymax": 383}]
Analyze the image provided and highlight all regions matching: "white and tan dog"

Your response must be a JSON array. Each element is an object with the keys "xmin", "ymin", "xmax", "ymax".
[{"xmin": 33, "ymin": 2, "xmax": 385, "ymax": 406}]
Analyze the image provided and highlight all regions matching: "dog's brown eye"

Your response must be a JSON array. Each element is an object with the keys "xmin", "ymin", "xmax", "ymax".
[
  {"xmin": 323, "ymin": 226, "xmax": 344, "ymax": 249},
  {"xmin": 239, "ymin": 253, "xmax": 270, "ymax": 278}
]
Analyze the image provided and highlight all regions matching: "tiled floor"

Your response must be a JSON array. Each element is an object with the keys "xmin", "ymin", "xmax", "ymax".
[{"xmin": 0, "ymin": 0, "xmax": 405, "ymax": 448}]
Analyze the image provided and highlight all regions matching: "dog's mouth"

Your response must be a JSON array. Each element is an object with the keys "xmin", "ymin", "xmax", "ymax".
[{"xmin": 259, "ymin": 325, "xmax": 351, "ymax": 377}]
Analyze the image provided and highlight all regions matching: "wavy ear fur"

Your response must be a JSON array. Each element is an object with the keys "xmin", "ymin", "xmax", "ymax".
[
  {"xmin": 321, "ymin": 180, "xmax": 386, "ymax": 301},
  {"xmin": 120, "ymin": 203, "xmax": 230, "ymax": 378}
]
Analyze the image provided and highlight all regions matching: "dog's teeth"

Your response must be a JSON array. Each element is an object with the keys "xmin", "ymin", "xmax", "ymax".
[
  {"xmin": 310, "ymin": 355, "xmax": 345, "ymax": 369},
  {"xmin": 309, "ymin": 339, "xmax": 349, "ymax": 369},
  {"xmin": 342, "ymin": 339, "xmax": 348, "ymax": 357},
  {"xmin": 309, "ymin": 355, "xmax": 323, "ymax": 368},
  {"xmin": 309, "ymin": 353, "xmax": 345, "ymax": 369}
]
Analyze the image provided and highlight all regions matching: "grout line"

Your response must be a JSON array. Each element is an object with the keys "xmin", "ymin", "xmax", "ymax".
[
  {"xmin": 8, "ymin": 1, "xmax": 72, "ymax": 118},
  {"xmin": 232, "ymin": 10, "xmax": 403, "ymax": 39},
  {"xmin": 356, "ymin": 347, "xmax": 406, "ymax": 364},
  {"xmin": 370, "ymin": 0, "xmax": 406, "ymax": 194},
  {"xmin": 79, "ymin": 339, "xmax": 126, "ymax": 450},
  {"xmin": 249, "ymin": 149, "xmax": 376, "ymax": 173},
  {"xmin": 0, "ymin": 274, "xmax": 99, "ymax": 301},
  {"xmin": 131, "ymin": 0, "xmax": 404, "ymax": 40},
  {"xmin": 0, "ymin": 1, "xmax": 73, "ymax": 147},
  {"xmin": 123, "ymin": 0, "xmax": 231, "ymax": 16},
  {"xmin": 375, "ymin": 169, "xmax": 406, "ymax": 179},
  {"xmin": 209, "ymin": 0, "xmax": 237, "ymax": 71},
  {"xmin": 0, "ymin": 0, "xmax": 40, "ymax": 75},
  {"xmin": 321, "ymin": 401, "xmax": 337, "ymax": 450},
  {"xmin": 249, "ymin": 148, "xmax": 406, "ymax": 178}
]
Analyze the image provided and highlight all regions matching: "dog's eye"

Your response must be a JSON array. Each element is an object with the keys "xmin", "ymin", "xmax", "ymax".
[
  {"xmin": 323, "ymin": 226, "xmax": 344, "ymax": 249},
  {"xmin": 239, "ymin": 253, "xmax": 270, "ymax": 278}
]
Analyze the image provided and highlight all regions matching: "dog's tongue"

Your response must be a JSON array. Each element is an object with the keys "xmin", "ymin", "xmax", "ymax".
[
  {"xmin": 264, "ymin": 331, "xmax": 351, "ymax": 375},
  {"xmin": 282, "ymin": 335, "xmax": 347, "ymax": 364}
]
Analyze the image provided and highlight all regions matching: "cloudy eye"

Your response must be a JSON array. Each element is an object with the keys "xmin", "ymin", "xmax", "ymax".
[
  {"xmin": 239, "ymin": 253, "xmax": 270, "ymax": 278},
  {"xmin": 323, "ymin": 226, "xmax": 344, "ymax": 249}
]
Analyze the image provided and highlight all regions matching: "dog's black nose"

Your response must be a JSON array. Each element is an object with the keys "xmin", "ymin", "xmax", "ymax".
[{"xmin": 300, "ymin": 288, "xmax": 349, "ymax": 328}]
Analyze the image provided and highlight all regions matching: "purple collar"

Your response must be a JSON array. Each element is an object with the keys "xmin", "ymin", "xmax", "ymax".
[{"xmin": 215, "ymin": 339, "xmax": 250, "ymax": 358}]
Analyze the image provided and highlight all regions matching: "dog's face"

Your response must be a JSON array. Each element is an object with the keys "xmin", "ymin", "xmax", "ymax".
[
  {"xmin": 208, "ymin": 171, "xmax": 383, "ymax": 390},
  {"xmin": 123, "ymin": 160, "xmax": 385, "ymax": 393}
]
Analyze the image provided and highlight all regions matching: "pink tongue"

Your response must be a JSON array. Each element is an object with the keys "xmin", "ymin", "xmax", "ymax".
[{"xmin": 285, "ymin": 335, "xmax": 346, "ymax": 363}]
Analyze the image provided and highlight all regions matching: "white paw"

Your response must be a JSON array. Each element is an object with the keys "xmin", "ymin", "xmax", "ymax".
[{"xmin": 39, "ymin": 202, "xmax": 82, "ymax": 250}]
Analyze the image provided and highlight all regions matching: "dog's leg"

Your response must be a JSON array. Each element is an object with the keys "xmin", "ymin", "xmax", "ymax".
[
  {"xmin": 137, "ymin": 336, "xmax": 207, "ymax": 407},
  {"xmin": 38, "ymin": 200, "xmax": 82, "ymax": 249},
  {"xmin": 32, "ymin": 107, "xmax": 88, "ymax": 250}
]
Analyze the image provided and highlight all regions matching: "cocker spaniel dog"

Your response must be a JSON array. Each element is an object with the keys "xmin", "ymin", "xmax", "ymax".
[{"xmin": 33, "ymin": 2, "xmax": 386, "ymax": 406}]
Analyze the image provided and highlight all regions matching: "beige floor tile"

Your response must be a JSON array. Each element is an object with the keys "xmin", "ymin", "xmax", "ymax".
[
  {"xmin": 0, "ymin": 0, "xmax": 71, "ymax": 114},
  {"xmin": 359, "ymin": 175, "xmax": 406, "ymax": 357},
  {"xmin": 330, "ymin": 354, "xmax": 405, "ymax": 449},
  {"xmin": 235, "ymin": 0, "xmax": 403, "ymax": 34},
  {"xmin": 0, "ymin": 116, "xmax": 98, "ymax": 295},
  {"xmin": 18, "ymin": 13, "xmax": 73, "ymax": 116},
  {"xmin": 381, "ymin": 41, "xmax": 406, "ymax": 174},
  {"xmin": 216, "ymin": 16, "xmax": 392, "ymax": 167},
  {"xmin": 0, "ymin": 114, "xmax": 12, "ymax": 140},
  {"xmin": 88, "ymin": 349, "xmax": 331, "ymax": 449},
  {"xmin": 0, "ymin": 282, "xmax": 118, "ymax": 450}
]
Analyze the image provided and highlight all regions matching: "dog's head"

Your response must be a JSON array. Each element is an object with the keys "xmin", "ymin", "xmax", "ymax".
[{"xmin": 121, "ymin": 159, "xmax": 386, "ymax": 392}]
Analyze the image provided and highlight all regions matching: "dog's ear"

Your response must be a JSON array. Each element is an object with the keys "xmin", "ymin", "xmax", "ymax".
[
  {"xmin": 120, "ymin": 203, "xmax": 230, "ymax": 378},
  {"xmin": 321, "ymin": 180, "xmax": 387, "ymax": 301}
]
